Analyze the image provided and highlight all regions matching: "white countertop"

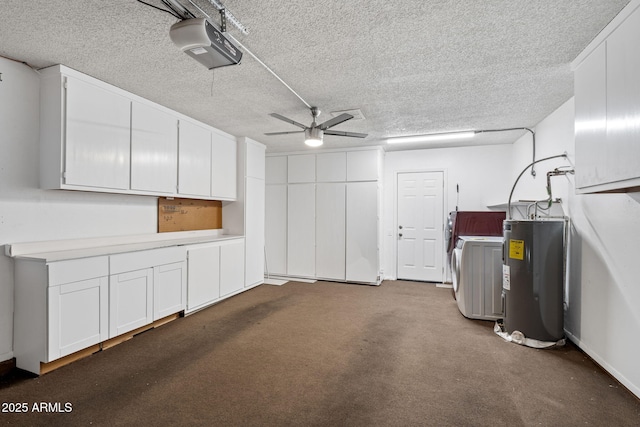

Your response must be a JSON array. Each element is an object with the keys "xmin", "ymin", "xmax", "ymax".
[{"xmin": 5, "ymin": 230, "xmax": 244, "ymax": 262}]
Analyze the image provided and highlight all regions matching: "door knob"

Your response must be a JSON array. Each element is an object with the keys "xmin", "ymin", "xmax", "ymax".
[
  {"xmin": 399, "ymin": 233, "xmax": 403, "ymax": 237},
  {"xmin": 399, "ymin": 225, "xmax": 403, "ymax": 229}
]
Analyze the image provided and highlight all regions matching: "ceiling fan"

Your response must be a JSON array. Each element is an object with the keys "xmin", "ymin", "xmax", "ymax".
[{"xmin": 265, "ymin": 107, "xmax": 367, "ymax": 147}]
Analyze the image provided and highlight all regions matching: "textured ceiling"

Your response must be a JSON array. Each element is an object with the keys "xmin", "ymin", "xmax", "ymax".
[{"xmin": 0, "ymin": 0, "xmax": 631, "ymax": 152}]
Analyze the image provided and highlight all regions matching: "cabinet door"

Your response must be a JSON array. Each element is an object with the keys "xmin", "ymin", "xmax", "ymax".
[
  {"xmin": 246, "ymin": 140, "xmax": 266, "ymax": 180},
  {"xmin": 47, "ymin": 276, "xmax": 108, "ymax": 360},
  {"xmin": 64, "ymin": 76, "xmax": 131, "ymax": 190},
  {"xmin": 316, "ymin": 183, "xmax": 346, "ymax": 280},
  {"xmin": 179, "ymin": 120, "xmax": 212, "ymax": 197},
  {"xmin": 131, "ymin": 101, "xmax": 178, "ymax": 194},
  {"xmin": 245, "ymin": 176, "xmax": 265, "ymax": 287},
  {"xmin": 606, "ymin": 8, "xmax": 640, "ymax": 183},
  {"xmin": 211, "ymin": 133, "xmax": 237, "ymax": 199},
  {"xmin": 347, "ymin": 150, "xmax": 380, "ymax": 182},
  {"xmin": 287, "ymin": 184, "xmax": 316, "ymax": 277},
  {"xmin": 187, "ymin": 245, "xmax": 220, "ymax": 312},
  {"xmin": 316, "ymin": 152, "xmax": 347, "ymax": 182},
  {"xmin": 346, "ymin": 182, "xmax": 379, "ymax": 283},
  {"xmin": 154, "ymin": 261, "xmax": 186, "ymax": 320},
  {"xmin": 266, "ymin": 156, "xmax": 288, "ymax": 184},
  {"xmin": 109, "ymin": 268, "xmax": 153, "ymax": 337},
  {"xmin": 265, "ymin": 184, "xmax": 287, "ymax": 275},
  {"xmin": 574, "ymin": 42, "xmax": 607, "ymax": 189},
  {"xmin": 288, "ymin": 154, "xmax": 316, "ymax": 183},
  {"xmin": 220, "ymin": 240, "xmax": 245, "ymax": 297}
]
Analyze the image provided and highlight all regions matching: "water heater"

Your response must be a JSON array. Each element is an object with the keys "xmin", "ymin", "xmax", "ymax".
[{"xmin": 502, "ymin": 219, "xmax": 565, "ymax": 342}]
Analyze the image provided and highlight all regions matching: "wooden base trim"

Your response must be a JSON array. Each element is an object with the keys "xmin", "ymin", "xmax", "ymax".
[{"xmin": 39, "ymin": 312, "xmax": 181, "ymax": 375}]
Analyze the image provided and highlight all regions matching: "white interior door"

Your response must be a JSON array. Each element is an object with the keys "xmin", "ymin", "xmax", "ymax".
[{"xmin": 397, "ymin": 171, "xmax": 444, "ymax": 282}]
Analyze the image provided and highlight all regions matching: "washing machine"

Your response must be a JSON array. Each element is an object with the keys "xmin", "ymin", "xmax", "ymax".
[{"xmin": 452, "ymin": 236, "xmax": 504, "ymax": 321}]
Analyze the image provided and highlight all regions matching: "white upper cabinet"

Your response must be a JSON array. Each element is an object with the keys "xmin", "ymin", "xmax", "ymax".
[
  {"xmin": 266, "ymin": 156, "xmax": 288, "ymax": 184},
  {"xmin": 575, "ymin": 43, "xmax": 607, "ymax": 189},
  {"xmin": 179, "ymin": 120, "xmax": 212, "ymax": 197},
  {"xmin": 39, "ymin": 65, "xmax": 237, "ymax": 200},
  {"xmin": 40, "ymin": 71, "xmax": 132, "ymax": 191},
  {"xmin": 573, "ymin": 4, "xmax": 640, "ymax": 192},
  {"xmin": 316, "ymin": 152, "xmax": 347, "ymax": 182},
  {"xmin": 131, "ymin": 101, "xmax": 178, "ymax": 194},
  {"xmin": 211, "ymin": 132, "xmax": 237, "ymax": 199},
  {"xmin": 64, "ymin": 76, "xmax": 132, "ymax": 190},
  {"xmin": 288, "ymin": 154, "xmax": 316, "ymax": 183},
  {"xmin": 605, "ymin": 7, "xmax": 640, "ymax": 184},
  {"xmin": 347, "ymin": 150, "xmax": 380, "ymax": 182}
]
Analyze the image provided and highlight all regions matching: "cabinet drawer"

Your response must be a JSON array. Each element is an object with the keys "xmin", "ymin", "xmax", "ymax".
[
  {"xmin": 110, "ymin": 246, "xmax": 186, "ymax": 275},
  {"xmin": 48, "ymin": 256, "xmax": 109, "ymax": 287}
]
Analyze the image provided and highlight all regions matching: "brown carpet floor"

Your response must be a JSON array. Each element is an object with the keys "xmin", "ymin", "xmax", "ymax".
[{"xmin": 1, "ymin": 280, "xmax": 639, "ymax": 426}]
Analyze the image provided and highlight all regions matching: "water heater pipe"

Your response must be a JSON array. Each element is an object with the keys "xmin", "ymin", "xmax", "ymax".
[{"xmin": 507, "ymin": 153, "xmax": 568, "ymax": 219}]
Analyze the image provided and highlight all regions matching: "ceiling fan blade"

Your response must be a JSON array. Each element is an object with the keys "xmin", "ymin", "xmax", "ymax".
[
  {"xmin": 324, "ymin": 130, "xmax": 368, "ymax": 138},
  {"xmin": 264, "ymin": 131, "xmax": 305, "ymax": 136},
  {"xmin": 269, "ymin": 113, "xmax": 308, "ymax": 130},
  {"xmin": 318, "ymin": 113, "xmax": 353, "ymax": 130}
]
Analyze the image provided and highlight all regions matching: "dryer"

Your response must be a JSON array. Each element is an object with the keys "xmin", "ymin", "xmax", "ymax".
[{"xmin": 452, "ymin": 236, "xmax": 504, "ymax": 321}]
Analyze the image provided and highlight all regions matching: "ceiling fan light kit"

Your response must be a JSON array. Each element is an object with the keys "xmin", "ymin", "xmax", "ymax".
[{"xmin": 305, "ymin": 128, "xmax": 324, "ymax": 147}]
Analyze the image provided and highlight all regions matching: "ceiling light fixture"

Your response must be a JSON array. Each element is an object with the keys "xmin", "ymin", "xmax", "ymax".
[
  {"xmin": 386, "ymin": 131, "xmax": 476, "ymax": 144},
  {"xmin": 304, "ymin": 128, "xmax": 324, "ymax": 147}
]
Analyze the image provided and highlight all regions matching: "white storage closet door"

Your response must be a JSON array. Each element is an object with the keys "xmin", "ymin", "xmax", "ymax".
[
  {"xmin": 64, "ymin": 76, "xmax": 131, "ymax": 190},
  {"xmin": 346, "ymin": 181, "xmax": 378, "ymax": 283},
  {"xmin": 245, "ymin": 176, "xmax": 265, "ymax": 287},
  {"xmin": 131, "ymin": 101, "xmax": 178, "ymax": 193},
  {"xmin": 316, "ymin": 183, "xmax": 346, "ymax": 280},
  {"xmin": 265, "ymin": 184, "xmax": 287, "ymax": 276},
  {"xmin": 287, "ymin": 183, "xmax": 316, "ymax": 277},
  {"xmin": 178, "ymin": 120, "xmax": 212, "ymax": 197}
]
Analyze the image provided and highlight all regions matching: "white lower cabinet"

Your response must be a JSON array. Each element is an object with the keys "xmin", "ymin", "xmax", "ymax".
[
  {"xmin": 186, "ymin": 244, "xmax": 221, "ymax": 313},
  {"xmin": 109, "ymin": 268, "xmax": 153, "ymax": 337},
  {"xmin": 220, "ymin": 240, "xmax": 245, "ymax": 297},
  {"xmin": 13, "ymin": 256, "xmax": 110, "ymax": 374},
  {"xmin": 154, "ymin": 261, "xmax": 187, "ymax": 319},
  {"xmin": 48, "ymin": 277, "xmax": 109, "ymax": 360},
  {"xmin": 185, "ymin": 238, "xmax": 246, "ymax": 313},
  {"xmin": 109, "ymin": 247, "xmax": 186, "ymax": 337}
]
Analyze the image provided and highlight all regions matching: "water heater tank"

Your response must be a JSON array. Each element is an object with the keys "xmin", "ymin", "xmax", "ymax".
[{"xmin": 502, "ymin": 219, "xmax": 565, "ymax": 342}]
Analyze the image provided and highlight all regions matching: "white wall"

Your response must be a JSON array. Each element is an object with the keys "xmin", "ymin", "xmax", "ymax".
[
  {"xmin": 511, "ymin": 98, "xmax": 640, "ymax": 398},
  {"xmin": 382, "ymin": 144, "xmax": 513, "ymax": 280},
  {"xmin": 0, "ymin": 58, "xmax": 158, "ymax": 361}
]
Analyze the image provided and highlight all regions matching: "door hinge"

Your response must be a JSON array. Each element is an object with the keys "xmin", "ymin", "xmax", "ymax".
[{"xmin": 63, "ymin": 77, "xmax": 68, "ymax": 90}]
